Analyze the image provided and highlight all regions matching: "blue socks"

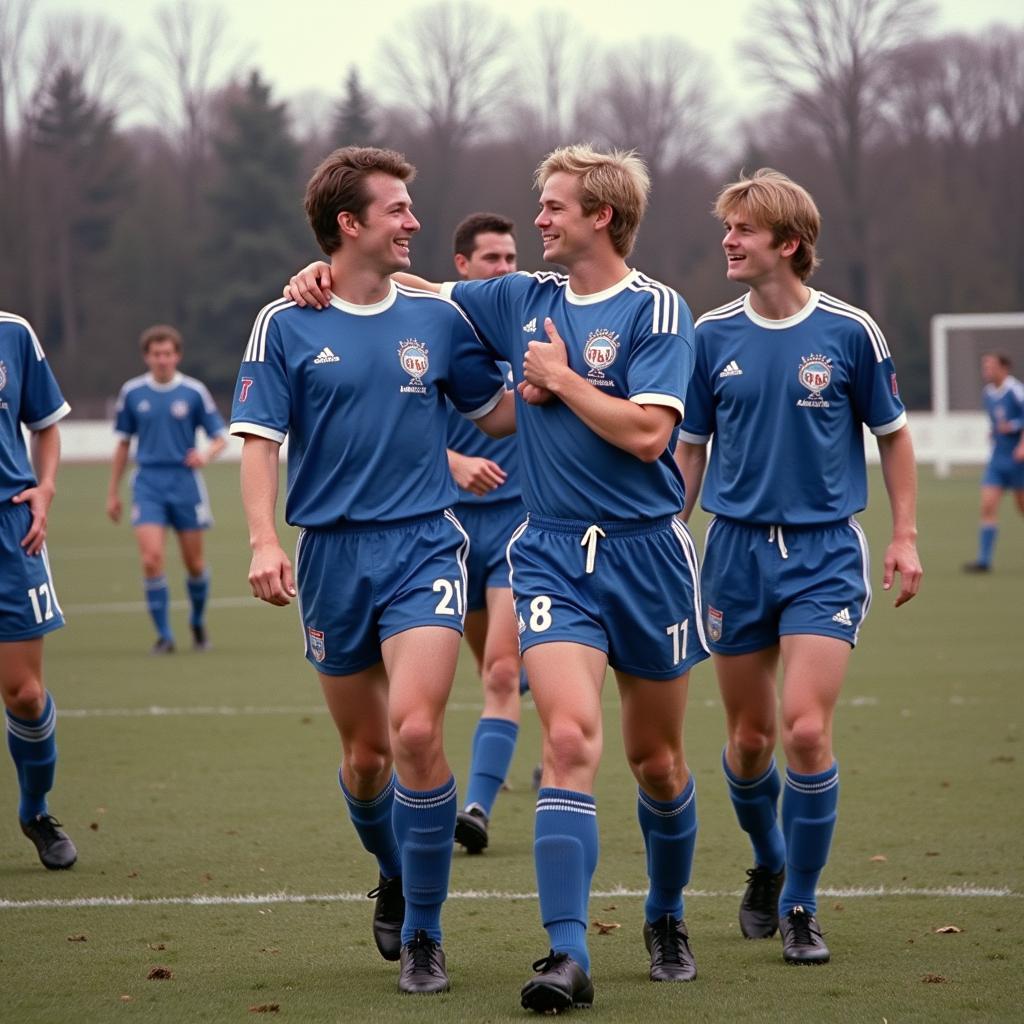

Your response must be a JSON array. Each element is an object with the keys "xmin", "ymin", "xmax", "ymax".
[
  {"xmin": 723, "ymin": 751, "xmax": 786, "ymax": 874},
  {"xmin": 465, "ymin": 717, "xmax": 518, "ymax": 817},
  {"xmin": 186, "ymin": 571, "xmax": 210, "ymax": 629},
  {"xmin": 392, "ymin": 776, "xmax": 457, "ymax": 943},
  {"xmin": 340, "ymin": 771, "xmax": 401, "ymax": 879},
  {"xmin": 535, "ymin": 788, "xmax": 598, "ymax": 973},
  {"xmin": 6, "ymin": 693, "xmax": 58, "ymax": 822},
  {"xmin": 780, "ymin": 763, "xmax": 839, "ymax": 915},
  {"xmin": 144, "ymin": 575, "xmax": 172, "ymax": 641},
  {"xmin": 977, "ymin": 524, "xmax": 997, "ymax": 568},
  {"xmin": 637, "ymin": 776, "xmax": 697, "ymax": 923}
]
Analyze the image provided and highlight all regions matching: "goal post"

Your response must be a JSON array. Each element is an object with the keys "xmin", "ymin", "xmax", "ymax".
[{"xmin": 930, "ymin": 312, "xmax": 1024, "ymax": 478}]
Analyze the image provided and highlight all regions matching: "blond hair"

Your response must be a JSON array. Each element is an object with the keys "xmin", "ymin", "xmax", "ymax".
[
  {"xmin": 714, "ymin": 168, "xmax": 821, "ymax": 281},
  {"xmin": 534, "ymin": 145, "xmax": 650, "ymax": 258}
]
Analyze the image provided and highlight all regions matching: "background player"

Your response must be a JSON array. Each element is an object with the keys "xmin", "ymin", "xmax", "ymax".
[
  {"xmin": 677, "ymin": 168, "xmax": 922, "ymax": 966},
  {"xmin": 107, "ymin": 326, "xmax": 226, "ymax": 654},
  {"xmin": 234, "ymin": 147, "xmax": 514, "ymax": 995},
  {"xmin": 445, "ymin": 212, "xmax": 527, "ymax": 855},
  {"xmin": 286, "ymin": 144, "xmax": 708, "ymax": 1013},
  {"xmin": 1, "ymin": 310, "xmax": 77, "ymax": 870},
  {"xmin": 963, "ymin": 352, "xmax": 1024, "ymax": 572}
]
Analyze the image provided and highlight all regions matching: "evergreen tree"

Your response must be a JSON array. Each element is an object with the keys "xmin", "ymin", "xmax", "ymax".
[{"xmin": 331, "ymin": 66, "xmax": 378, "ymax": 147}]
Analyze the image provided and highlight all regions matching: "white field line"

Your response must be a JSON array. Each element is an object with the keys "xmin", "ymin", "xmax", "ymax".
[
  {"xmin": 63, "ymin": 596, "xmax": 255, "ymax": 614},
  {"xmin": 0, "ymin": 885, "xmax": 1016, "ymax": 912}
]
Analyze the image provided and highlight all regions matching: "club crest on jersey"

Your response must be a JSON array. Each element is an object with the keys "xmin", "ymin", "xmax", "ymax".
[
  {"xmin": 796, "ymin": 354, "xmax": 833, "ymax": 409},
  {"xmin": 707, "ymin": 606, "xmax": 723, "ymax": 642},
  {"xmin": 307, "ymin": 627, "xmax": 326, "ymax": 662},
  {"xmin": 138, "ymin": 399, "xmax": 151, "ymax": 413},
  {"xmin": 171, "ymin": 399, "xmax": 190, "ymax": 419},
  {"xmin": 583, "ymin": 329, "xmax": 619, "ymax": 388},
  {"xmin": 398, "ymin": 339, "xmax": 429, "ymax": 395}
]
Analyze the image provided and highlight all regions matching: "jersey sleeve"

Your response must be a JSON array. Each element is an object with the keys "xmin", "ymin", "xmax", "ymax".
[
  {"xmin": 625, "ymin": 291, "xmax": 694, "ymax": 422},
  {"xmin": 1006, "ymin": 380, "xmax": 1024, "ymax": 431},
  {"xmin": 444, "ymin": 306, "xmax": 507, "ymax": 420},
  {"xmin": 445, "ymin": 274, "xmax": 528, "ymax": 362},
  {"xmin": 195, "ymin": 382, "xmax": 226, "ymax": 438},
  {"xmin": 678, "ymin": 324, "xmax": 714, "ymax": 444},
  {"xmin": 113, "ymin": 384, "xmax": 137, "ymax": 439},
  {"xmin": 19, "ymin": 321, "xmax": 70, "ymax": 430},
  {"xmin": 229, "ymin": 312, "xmax": 291, "ymax": 444},
  {"xmin": 850, "ymin": 318, "xmax": 907, "ymax": 436}
]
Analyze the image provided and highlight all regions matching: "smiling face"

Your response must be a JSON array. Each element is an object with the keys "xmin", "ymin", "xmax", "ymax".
[
  {"xmin": 534, "ymin": 171, "xmax": 604, "ymax": 268},
  {"xmin": 344, "ymin": 172, "xmax": 420, "ymax": 274},
  {"xmin": 720, "ymin": 203, "xmax": 799, "ymax": 288},
  {"xmin": 456, "ymin": 231, "xmax": 518, "ymax": 280}
]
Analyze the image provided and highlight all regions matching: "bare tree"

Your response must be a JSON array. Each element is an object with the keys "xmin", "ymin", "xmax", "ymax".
[
  {"xmin": 581, "ymin": 37, "xmax": 715, "ymax": 178},
  {"xmin": 744, "ymin": 0, "xmax": 934, "ymax": 307},
  {"xmin": 0, "ymin": 0, "xmax": 33, "ymax": 183}
]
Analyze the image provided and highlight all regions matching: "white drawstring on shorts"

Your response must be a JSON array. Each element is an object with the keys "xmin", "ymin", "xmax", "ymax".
[
  {"xmin": 581, "ymin": 524, "xmax": 607, "ymax": 574},
  {"xmin": 768, "ymin": 524, "xmax": 789, "ymax": 559}
]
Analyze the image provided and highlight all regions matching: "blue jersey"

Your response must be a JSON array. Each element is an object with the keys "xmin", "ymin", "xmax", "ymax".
[
  {"xmin": 114, "ymin": 372, "xmax": 225, "ymax": 467},
  {"xmin": 446, "ymin": 270, "xmax": 694, "ymax": 521},
  {"xmin": 983, "ymin": 376, "xmax": 1024, "ymax": 462},
  {"xmin": 446, "ymin": 362, "xmax": 521, "ymax": 506},
  {"xmin": 0, "ymin": 312, "xmax": 70, "ymax": 504},
  {"xmin": 680, "ymin": 289, "xmax": 907, "ymax": 525},
  {"xmin": 229, "ymin": 282, "xmax": 507, "ymax": 528}
]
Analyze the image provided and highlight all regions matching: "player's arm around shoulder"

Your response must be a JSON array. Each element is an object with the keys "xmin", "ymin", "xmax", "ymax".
[{"xmin": 875, "ymin": 425, "xmax": 923, "ymax": 607}]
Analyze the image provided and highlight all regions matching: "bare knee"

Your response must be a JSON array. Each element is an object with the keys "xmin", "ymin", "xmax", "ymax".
[
  {"xmin": 141, "ymin": 553, "xmax": 165, "ymax": 578},
  {"xmin": 545, "ymin": 719, "xmax": 598, "ymax": 777},
  {"xmin": 783, "ymin": 714, "xmax": 830, "ymax": 767},
  {"xmin": 627, "ymin": 745, "xmax": 686, "ymax": 797},
  {"xmin": 3, "ymin": 678, "xmax": 46, "ymax": 719},
  {"xmin": 392, "ymin": 714, "xmax": 442, "ymax": 764},
  {"xmin": 482, "ymin": 653, "xmax": 519, "ymax": 703},
  {"xmin": 729, "ymin": 725, "xmax": 776, "ymax": 772}
]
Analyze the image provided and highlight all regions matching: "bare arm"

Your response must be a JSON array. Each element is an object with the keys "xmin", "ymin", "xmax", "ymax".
[
  {"xmin": 876, "ymin": 426, "xmax": 923, "ymax": 607},
  {"xmin": 473, "ymin": 389, "xmax": 516, "ymax": 439},
  {"xmin": 184, "ymin": 433, "xmax": 228, "ymax": 469},
  {"xmin": 106, "ymin": 438, "xmax": 131, "ymax": 523},
  {"xmin": 675, "ymin": 441, "xmax": 708, "ymax": 522},
  {"xmin": 240, "ymin": 436, "xmax": 295, "ymax": 606},
  {"xmin": 283, "ymin": 263, "xmax": 443, "ymax": 309},
  {"xmin": 523, "ymin": 318, "xmax": 676, "ymax": 462},
  {"xmin": 13, "ymin": 424, "xmax": 60, "ymax": 555},
  {"xmin": 447, "ymin": 449, "xmax": 507, "ymax": 496}
]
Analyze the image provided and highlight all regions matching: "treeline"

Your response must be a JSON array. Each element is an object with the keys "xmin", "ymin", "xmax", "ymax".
[{"xmin": 0, "ymin": 0, "xmax": 1021, "ymax": 411}]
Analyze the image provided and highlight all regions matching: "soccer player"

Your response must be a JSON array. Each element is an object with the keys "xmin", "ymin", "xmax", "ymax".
[
  {"xmin": 1, "ymin": 310, "xmax": 77, "ymax": 870},
  {"xmin": 107, "ymin": 326, "xmax": 226, "ymax": 653},
  {"xmin": 676, "ymin": 169, "xmax": 923, "ymax": 965},
  {"xmin": 233, "ymin": 147, "xmax": 513, "ymax": 995},
  {"xmin": 286, "ymin": 145, "xmax": 708, "ymax": 1013},
  {"xmin": 962, "ymin": 352, "xmax": 1024, "ymax": 572},
  {"xmin": 446, "ymin": 213, "xmax": 527, "ymax": 855}
]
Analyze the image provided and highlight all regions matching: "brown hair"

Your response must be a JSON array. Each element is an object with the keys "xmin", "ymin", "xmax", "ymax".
[
  {"xmin": 453, "ymin": 212, "xmax": 515, "ymax": 258},
  {"xmin": 304, "ymin": 146, "xmax": 416, "ymax": 256},
  {"xmin": 139, "ymin": 324, "xmax": 182, "ymax": 354},
  {"xmin": 714, "ymin": 168, "xmax": 821, "ymax": 281},
  {"xmin": 534, "ymin": 144, "xmax": 650, "ymax": 258}
]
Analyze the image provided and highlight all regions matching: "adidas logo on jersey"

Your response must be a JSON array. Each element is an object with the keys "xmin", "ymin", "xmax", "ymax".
[
  {"xmin": 719, "ymin": 360, "xmax": 743, "ymax": 377},
  {"xmin": 522, "ymin": 318, "xmax": 538, "ymax": 333},
  {"xmin": 313, "ymin": 347, "xmax": 340, "ymax": 364},
  {"xmin": 831, "ymin": 607, "xmax": 853, "ymax": 626}
]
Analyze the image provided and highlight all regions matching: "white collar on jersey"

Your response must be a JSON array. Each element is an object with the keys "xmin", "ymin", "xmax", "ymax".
[
  {"xmin": 144, "ymin": 372, "xmax": 183, "ymax": 391},
  {"xmin": 565, "ymin": 269, "xmax": 641, "ymax": 305},
  {"xmin": 743, "ymin": 288, "xmax": 820, "ymax": 330},
  {"xmin": 328, "ymin": 279, "xmax": 398, "ymax": 316}
]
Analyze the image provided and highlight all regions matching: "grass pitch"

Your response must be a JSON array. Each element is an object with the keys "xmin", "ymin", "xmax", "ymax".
[{"xmin": 0, "ymin": 463, "xmax": 1020, "ymax": 1022}]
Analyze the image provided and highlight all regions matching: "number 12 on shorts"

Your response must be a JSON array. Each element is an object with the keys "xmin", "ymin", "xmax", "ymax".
[
  {"xmin": 666, "ymin": 619, "xmax": 689, "ymax": 664},
  {"xmin": 28, "ymin": 584, "xmax": 55, "ymax": 624}
]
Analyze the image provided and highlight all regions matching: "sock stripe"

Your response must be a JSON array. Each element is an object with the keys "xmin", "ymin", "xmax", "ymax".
[
  {"xmin": 144, "ymin": 576, "xmax": 169, "ymax": 591},
  {"xmin": 725, "ymin": 756, "xmax": 779, "ymax": 790},
  {"xmin": 394, "ymin": 778, "xmax": 457, "ymax": 809},
  {"xmin": 5, "ymin": 700, "xmax": 56, "ymax": 743},
  {"xmin": 785, "ymin": 769, "xmax": 839, "ymax": 795},
  {"xmin": 638, "ymin": 783, "xmax": 696, "ymax": 818},
  {"xmin": 340, "ymin": 771, "xmax": 395, "ymax": 809},
  {"xmin": 536, "ymin": 797, "xmax": 597, "ymax": 816}
]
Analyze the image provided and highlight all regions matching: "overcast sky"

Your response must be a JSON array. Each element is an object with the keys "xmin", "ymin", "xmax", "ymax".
[{"xmin": 27, "ymin": 0, "xmax": 1024, "ymax": 126}]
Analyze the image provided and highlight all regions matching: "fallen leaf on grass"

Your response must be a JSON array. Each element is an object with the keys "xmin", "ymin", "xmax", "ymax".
[
  {"xmin": 67, "ymin": 934, "xmax": 87, "ymax": 942},
  {"xmin": 259, "ymin": 948, "xmax": 281, "ymax": 955},
  {"xmin": 934, "ymin": 925, "xmax": 962, "ymax": 934},
  {"xmin": 127, "ymin": 870, "xmax": 139, "ymax": 878},
  {"xmin": 89, "ymin": 822, "xmax": 99, "ymax": 831},
  {"xmin": 147, "ymin": 966, "xmax": 173, "ymax": 980},
  {"xmin": 925, "ymin": 852, "xmax": 940, "ymax": 857},
  {"xmin": 148, "ymin": 943, "xmax": 166, "ymax": 951},
  {"xmin": 602, "ymin": 905, "xmax": 617, "ymax": 911},
  {"xmin": 120, "ymin": 995, "xmax": 133, "ymax": 1003},
  {"xmin": 870, "ymin": 855, "xmax": 887, "ymax": 862},
  {"xmin": 592, "ymin": 920, "xmax": 620, "ymax": 935},
  {"xmin": 832, "ymin": 902, "xmax": 844, "ymax": 912},
  {"xmin": 201, "ymin": 872, "xmax": 214, "ymax": 882},
  {"xmin": 921, "ymin": 973, "xmax": 946, "ymax": 983},
  {"xmin": 991, "ymin": 755, "xmax": 1014, "ymax": 764},
  {"xmin": 249, "ymin": 1004, "xmax": 280, "ymax": 1014}
]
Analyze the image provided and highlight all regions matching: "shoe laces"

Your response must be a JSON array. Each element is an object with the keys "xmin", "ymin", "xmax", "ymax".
[
  {"xmin": 531, "ymin": 950, "xmax": 569, "ymax": 973},
  {"xmin": 787, "ymin": 907, "xmax": 820, "ymax": 946},
  {"xmin": 745, "ymin": 866, "xmax": 777, "ymax": 910},
  {"xmin": 31, "ymin": 814, "xmax": 64, "ymax": 839},
  {"xmin": 651, "ymin": 916, "xmax": 687, "ymax": 965},
  {"xmin": 407, "ymin": 930, "xmax": 440, "ymax": 974},
  {"xmin": 367, "ymin": 876, "xmax": 403, "ymax": 910}
]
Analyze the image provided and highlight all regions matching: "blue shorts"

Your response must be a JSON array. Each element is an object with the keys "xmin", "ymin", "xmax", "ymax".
[
  {"xmin": 701, "ymin": 516, "xmax": 871, "ymax": 654},
  {"xmin": 507, "ymin": 514, "xmax": 709, "ymax": 680},
  {"xmin": 295, "ymin": 510, "xmax": 469, "ymax": 676},
  {"xmin": 0, "ymin": 502, "xmax": 65, "ymax": 641},
  {"xmin": 132, "ymin": 466, "xmax": 213, "ymax": 531},
  {"xmin": 982, "ymin": 457, "xmax": 1024, "ymax": 490},
  {"xmin": 455, "ymin": 498, "xmax": 526, "ymax": 612}
]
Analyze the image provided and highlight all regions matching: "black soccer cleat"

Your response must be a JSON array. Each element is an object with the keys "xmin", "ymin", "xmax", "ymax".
[
  {"xmin": 366, "ymin": 873, "xmax": 404, "ymax": 961},
  {"xmin": 962, "ymin": 561, "xmax": 991, "ymax": 573},
  {"xmin": 780, "ymin": 906, "xmax": 831, "ymax": 965},
  {"xmin": 643, "ymin": 914, "xmax": 697, "ymax": 982},
  {"xmin": 397, "ymin": 929, "xmax": 450, "ymax": 994},
  {"xmin": 20, "ymin": 814, "xmax": 78, "ymax": 870},
  {"xmin": 150, "ymin": 637, "xmax": 175, "ymax": 655},
  {"xmin": 454, "ymin": 806, "xmax": 489, "ymax": 854},
  {"xmin": 520, "ymin": 950, "xmax": 594, "ymax": 1013},
  {"xmin": 739, "ymin": 865, "xmax": 785, "ymax": 939},
  {"xmin": 191, "ymin": 624, "xmax": 210, "ymax": 651}
]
